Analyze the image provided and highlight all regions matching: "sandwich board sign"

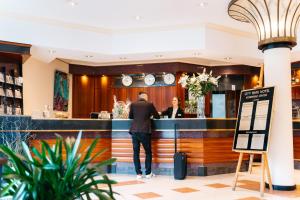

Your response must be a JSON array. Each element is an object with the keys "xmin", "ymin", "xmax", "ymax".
[
  {"xmin": 233, "ymin": 86, "xmax": 275, "ymax": 152},
  {"xmin": 232, "ymin": 86, "xmax": 275, "ymax": 197}
]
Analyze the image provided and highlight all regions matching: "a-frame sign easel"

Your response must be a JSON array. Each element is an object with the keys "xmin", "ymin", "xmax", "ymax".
[
  {"xmin": 232, "ymin": 86, "xmax": 275, "ymax": 197},
  {"xmin": 232, "ymin": 151, "xmax": 273, "ymax": 196}
]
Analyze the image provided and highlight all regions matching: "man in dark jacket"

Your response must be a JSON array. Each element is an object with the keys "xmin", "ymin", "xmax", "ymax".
[{"xmin": 129, "ymin": 92, "xmax": 160, "ymax": 179}]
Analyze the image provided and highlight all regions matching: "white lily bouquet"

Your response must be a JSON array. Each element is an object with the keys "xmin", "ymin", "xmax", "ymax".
[
  {"xmin": 112, "ymin": 95, "xmax": 131, "ymax": 119},
  {"xmin": 178, "ymin": 68, "xmax": 221, "ymax": 99},
  {"xmin": 178, "ymin": 68, "xmax": 221, "ymax": 118}
]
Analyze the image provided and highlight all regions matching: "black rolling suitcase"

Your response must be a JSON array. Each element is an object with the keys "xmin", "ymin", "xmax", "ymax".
[{"xmin": 173, "ymin": 123, "xmax": 187, "ymax": 180}]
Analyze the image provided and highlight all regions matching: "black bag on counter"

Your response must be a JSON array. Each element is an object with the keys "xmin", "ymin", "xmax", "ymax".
[{"xmin": 173, "ymin": 123, "xmax": 187, "ymax": 180}]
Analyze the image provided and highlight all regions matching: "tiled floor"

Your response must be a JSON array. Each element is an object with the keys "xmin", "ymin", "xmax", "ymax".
[{"xmin": 101, "ymin": 167, "xmax": 300, "ymax": 200}]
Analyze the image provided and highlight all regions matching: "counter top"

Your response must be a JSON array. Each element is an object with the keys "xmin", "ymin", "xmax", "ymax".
[
  {"xmin": 30, "ymin": 118, "xmax": 237, "ymax": 131},
  {"xmin": 1, "ymin": 115, "xmax": 300, "ymax": 132}
]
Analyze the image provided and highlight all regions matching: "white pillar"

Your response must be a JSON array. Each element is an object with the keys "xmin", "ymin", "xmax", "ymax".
[{"xmin": 263, "ymin": 47, "xmax": 295, "ymax": 187}]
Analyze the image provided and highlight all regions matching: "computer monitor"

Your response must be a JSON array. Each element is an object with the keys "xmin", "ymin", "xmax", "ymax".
[{"xmin": 90, "ymin": 112, "xmax": 99, "ymax": 119}]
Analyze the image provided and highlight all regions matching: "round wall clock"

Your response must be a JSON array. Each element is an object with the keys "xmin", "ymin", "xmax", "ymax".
[
  {"xmin": 144, "ymin": 74, "xmax": 156, "ymax": 86},
  {"xmin": 163, "ymin": 73, "xmax": 175, "ymax": 85},
  {"xmin": 122, "ymin": 75, "xmax": 133, "ymax": 86}
]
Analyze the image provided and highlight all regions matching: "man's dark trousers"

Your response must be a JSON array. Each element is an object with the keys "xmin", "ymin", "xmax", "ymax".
[{"xmin": 132, "ymin": 133, "xmax": 152, "ymax": 175}]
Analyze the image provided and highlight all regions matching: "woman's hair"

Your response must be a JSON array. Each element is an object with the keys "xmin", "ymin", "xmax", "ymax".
[{"xmin": 173, "ymin": 96, "xmax": 181, "ymax": 106}]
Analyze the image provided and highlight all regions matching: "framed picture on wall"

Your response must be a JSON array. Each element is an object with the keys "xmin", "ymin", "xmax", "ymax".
[{"xmin": 53, "ymin": 70, "xmax": 69, "ymax": 112}]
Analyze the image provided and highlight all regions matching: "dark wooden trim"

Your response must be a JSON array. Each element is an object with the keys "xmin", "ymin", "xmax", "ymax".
[
  {"xmin": 70, "ymin": 62, "xmax": 259, "ymax": 76},
  {"xmin": 69, "ymin": 64, "xmax": 98, "ymax": 75},
  {"xmin": 292, "ymin": 61, "xmax": 300, "ymax": 68},
  {"xmin": 0, "ymin": 40, "xmax": 31, "ymax": 48},
  {"xmin": 0, "ymin": 40, "xmax": 31, "ymax": 56},
  {"xmin": 0, "ymin": 52, "xmax": 22, "ymax": 64}
]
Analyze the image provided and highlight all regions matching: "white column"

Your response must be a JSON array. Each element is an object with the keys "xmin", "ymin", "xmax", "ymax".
[{"xmin": 263, "ymin": 47, "xmax": 295, "ymax": 187}]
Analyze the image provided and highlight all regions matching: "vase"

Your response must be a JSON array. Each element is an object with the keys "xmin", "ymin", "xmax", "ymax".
[{"xmin": 197, "ymin": 96, "xmax": 206, "ymax": 118}]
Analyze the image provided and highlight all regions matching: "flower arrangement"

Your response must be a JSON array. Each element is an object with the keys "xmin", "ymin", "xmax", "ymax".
[
  {"xmin": 178, "ymin": 68, "xmax": 221, "ymax": 99},
  {"xmin": 184, "ymin": 100, "xmax": 197, "ymax": 114},
  {"xmin": 112, "ymin": 95, "xmax": 131, "ymax": 119}
]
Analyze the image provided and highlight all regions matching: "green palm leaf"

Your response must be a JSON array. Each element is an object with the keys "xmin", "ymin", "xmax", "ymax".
[{"xmin": 0, "ymin": 131, "xmax": 117, "ymax": 200}]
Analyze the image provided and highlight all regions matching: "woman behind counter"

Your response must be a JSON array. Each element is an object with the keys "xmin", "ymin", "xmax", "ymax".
[{"xmin": 161, "ymin": 97, "xmax": 184, "ymax": 118}]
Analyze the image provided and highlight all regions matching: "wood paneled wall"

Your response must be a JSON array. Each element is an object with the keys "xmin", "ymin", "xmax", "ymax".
[
  {"xmin": 72, "ymin": 74, "xmax": 184, "ymax": 118},
  {"xmin": 292, "ymin": 86, "xmax": 300, "ymax": 99},
  {"xmin": 71, "ymin": 63, "xmax": 261, "ymax": 118},
  {"xmin": 111, "ymin": 86, "xmax": 178, "ymax": 112},
  {"xmin": 72, "ymin": 75, "xmax": 96, "ymax": 118},
  {"xmin": 95, "ymin": 76, "xmax": 113, "ymax": 112}
]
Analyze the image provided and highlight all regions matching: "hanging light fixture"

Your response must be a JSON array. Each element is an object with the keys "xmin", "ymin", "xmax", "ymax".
[
  {"xmin": 228, "ymin": 0, "xmax": 300, "ymax": 191},
  {"xmin": 228, "ymin": 0, "xmax": 300, "ymax": 51}
]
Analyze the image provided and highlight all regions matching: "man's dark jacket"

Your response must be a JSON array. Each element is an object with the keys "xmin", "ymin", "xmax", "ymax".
[{"xmin": 129, "ymin": 98, "xmax": 160, "ymax": 134}]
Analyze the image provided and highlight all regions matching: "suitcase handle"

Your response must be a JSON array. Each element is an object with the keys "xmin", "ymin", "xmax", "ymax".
[{"xmin": 174, "ymin": 123, "xmax": 177, "ymax": 153}]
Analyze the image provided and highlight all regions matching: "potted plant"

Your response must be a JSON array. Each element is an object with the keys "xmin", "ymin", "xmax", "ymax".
[
  {"xmin": 178, "ymin": 69, "xmax": 221, "ymax": 118},
  {"xmin": 0, "ymin": 131, "xmax": 117, "ymax": 200}
]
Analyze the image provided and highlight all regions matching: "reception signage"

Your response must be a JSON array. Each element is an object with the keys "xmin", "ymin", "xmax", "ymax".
[{"xmin": 233, "ymin": 87, "xmax": 275, "ymax": 152}]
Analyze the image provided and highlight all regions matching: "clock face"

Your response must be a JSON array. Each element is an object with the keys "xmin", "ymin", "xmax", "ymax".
[
  {"xmin": 144, "ymin": 74, "xmax": 156, "ymax": 86},
  {"xmin": 163, "ymin": 73, "xmax": 175, "ymax": 85},
  {"xmin": 122, "ymin": 75, "xmax": 133, "ymax": 86}
]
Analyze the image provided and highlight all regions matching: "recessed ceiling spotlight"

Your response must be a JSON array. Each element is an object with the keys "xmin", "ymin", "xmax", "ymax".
[
  {"xmin": 48, "ymin": 50, "xmax": 56, "ymax": 54},
  {"xmin": 67, "ymin": 0, "xmax": 78, "ymax": 6},
  {"xmin": 85, "ymin": 55, "xmax": 93, "ymax": 58},
  {"xmin": 135, "ymin": 15, "xmax": 141, "ymax": 20},
  {"xmin": 199, "ymin": 2, "xmax": 208, "ymax": 7},
  {"xmin": 224, "ymin": 57, "xmax": 232, "ymax": 60}
]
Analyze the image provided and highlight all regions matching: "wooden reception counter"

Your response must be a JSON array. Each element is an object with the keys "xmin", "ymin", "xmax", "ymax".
[
  {"xmin": 0, "ymin": 117, "xmax": 244, "ymax": 176},
  {"xmin": 2, "ymin": 116, "xmax": 300, "ymax": 176}
]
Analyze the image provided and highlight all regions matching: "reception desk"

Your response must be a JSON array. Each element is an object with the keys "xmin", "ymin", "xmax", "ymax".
[
  {"xmin": 1, "ymin": 116, "xmax": 300, "ymax": 176},
  {"xmin": 0, "ymin": 117, "xmax": 244, "ymax": 176}
]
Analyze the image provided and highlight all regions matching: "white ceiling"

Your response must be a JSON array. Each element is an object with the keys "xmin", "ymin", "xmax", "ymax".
[
  {"xmin": 0, "ymin": 0, "xmax": 251, "ymax": 31},
  {"xmin": 0, "ymin": 0, "xmax": 289, "ymax": 66}
]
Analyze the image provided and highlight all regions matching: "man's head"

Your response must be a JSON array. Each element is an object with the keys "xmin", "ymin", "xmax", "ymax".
[{"xmin": 138, "ymin": 92, "xmax": 148, "ymax": 101}]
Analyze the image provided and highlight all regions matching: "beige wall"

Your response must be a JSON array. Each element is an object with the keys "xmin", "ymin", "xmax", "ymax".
[{"xmin": 23, "ymin": 58, "xmax": 72, "ymax": 118}]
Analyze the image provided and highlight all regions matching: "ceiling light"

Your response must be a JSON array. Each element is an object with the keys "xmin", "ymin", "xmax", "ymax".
[
  {"xmin": 48, "ymin": 50, "xmax": 56, "ymax": 54},
  {"xmin": 135, "ymin": 16, "xmax": 141, "ymax": 20},
  {"xmin": 228, "ymin": 0, "xmax": 300, "ymax": 50},
  {"xmin": 67, "ymin": 0, "xmax": 78, "ymax": 6},
  {"xmin": 199, "ymin": 2, "xmax": 208, "ymax": 7}
]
